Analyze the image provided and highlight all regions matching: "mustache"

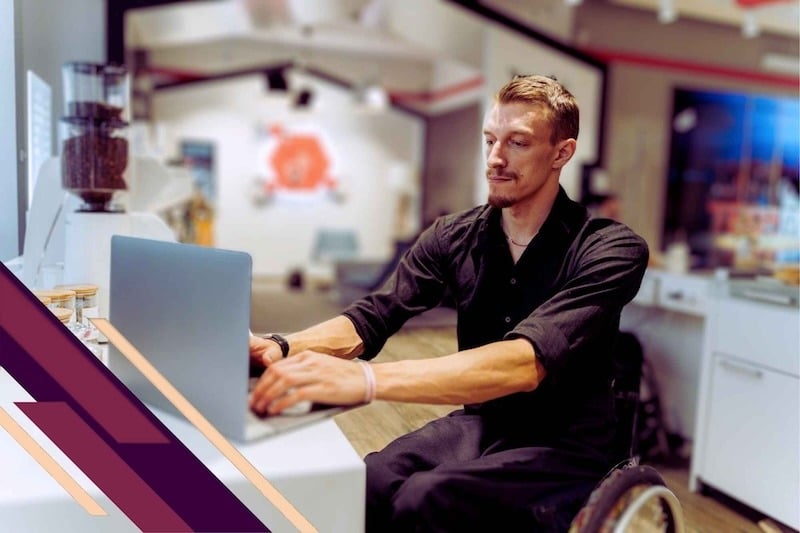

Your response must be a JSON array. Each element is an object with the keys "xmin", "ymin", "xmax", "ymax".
[{"xmin": 486, "ymin": 170, "xmax": 517, "ymax": 180}]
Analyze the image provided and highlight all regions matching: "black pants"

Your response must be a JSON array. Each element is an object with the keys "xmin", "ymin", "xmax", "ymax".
[{"xmin": 365, "ymin": 410, "xmax": 609, "ymax": 532}]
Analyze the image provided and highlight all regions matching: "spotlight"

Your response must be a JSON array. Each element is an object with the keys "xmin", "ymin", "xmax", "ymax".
[
  {"xmin": 266, "ymin": 69, "xmax": 288, "ymax": 92},
  {"xmin": 293, "ymin": 88, "xmax": 314, "ymax": 108}
]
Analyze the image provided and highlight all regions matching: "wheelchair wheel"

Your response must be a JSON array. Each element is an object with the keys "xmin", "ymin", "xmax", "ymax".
[{"xmin": 568, "ymin": 464, "xmax": 685, "ymax": 533}]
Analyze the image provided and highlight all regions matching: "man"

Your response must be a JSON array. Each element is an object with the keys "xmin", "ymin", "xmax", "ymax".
[{"xmin": 249, "ymin": 75, "xmax": 648, "ymax": 531}]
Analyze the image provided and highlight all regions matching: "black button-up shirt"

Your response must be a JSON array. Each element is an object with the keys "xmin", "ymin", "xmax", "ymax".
[{"xmin": 343, "ymin": 188, "xmax": 648, "ymax": 456}]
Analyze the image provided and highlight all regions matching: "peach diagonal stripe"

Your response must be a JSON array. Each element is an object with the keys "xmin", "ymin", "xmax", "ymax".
[
  {"xmin": 0, "ymin": 406, "xmax": 106, "ymax": 516},
  {"xmin": 92, "ymin": 318, "xmax": 317, "ymax": 533}
]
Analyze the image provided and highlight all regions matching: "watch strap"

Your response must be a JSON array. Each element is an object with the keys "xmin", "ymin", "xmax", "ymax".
[{"xmin": 260, "ymin": 333, "xmax": 290, "ymax": 358}]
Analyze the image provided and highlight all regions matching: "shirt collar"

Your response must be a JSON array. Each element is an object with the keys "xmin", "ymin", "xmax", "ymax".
[{"xmin": 478, "ymin": 186, "xmax": 586, "ymax": 242}]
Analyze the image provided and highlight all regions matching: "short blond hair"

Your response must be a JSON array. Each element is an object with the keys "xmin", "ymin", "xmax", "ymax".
[{"xmin": 495, "ymin": 75, "xmax": 579, "ymax": 144}]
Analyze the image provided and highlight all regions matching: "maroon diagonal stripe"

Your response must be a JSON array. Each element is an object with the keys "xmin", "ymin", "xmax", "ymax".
[{"xmin": 17, "ymin": 401, "xmax": 192, "ymax": 532}]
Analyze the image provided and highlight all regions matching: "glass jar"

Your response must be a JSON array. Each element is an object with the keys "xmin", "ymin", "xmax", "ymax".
[
  {"xmin": 62, "ymin": 62, "xmax": 129, "ymax": 122},
  {"xmin": 33, "ymin": 289, "xmax": 76, "ymax": 323},
  {"xmin": 55, "ymin": 284, "xmax": 98, "ymax": 325},
  {"xmin": 51, "ymin": 307, "xmax": 74, "ymax": 325},
  {"xmin": 61, "ymin": 121, "xmax": 128, "ymax": 211},
  {"xmin": 52, "ymin": 306, "xmax": 103, "ymax": 360}
]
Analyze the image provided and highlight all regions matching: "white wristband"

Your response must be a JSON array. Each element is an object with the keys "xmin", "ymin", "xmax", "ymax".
[{"xmin": 358, "ymin": 361, "xmax": 376, "ymax": 404}]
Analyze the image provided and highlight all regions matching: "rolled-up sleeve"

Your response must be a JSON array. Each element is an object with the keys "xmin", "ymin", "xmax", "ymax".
[
  {"xmin": 343, "ymin": 218, "xmax": 450, "ymax": 359},
  {"xmin": 505, "ymin": 222, "xmax": 649, "ymax": 376}
]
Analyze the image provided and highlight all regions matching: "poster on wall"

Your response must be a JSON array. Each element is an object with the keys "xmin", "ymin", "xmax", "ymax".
[
  {"xmin": 251, "ymin": 123, "xmax": 343, "ymax": 206},
  {"xmin": 173, "ymin": 140, "xmax": 215, "ymax": 246},
  {"xmin": 181, "ymin": 140, "xmax": 216, "ymax": 202},
  {"xmin": 664, "ymin": 87, "xmax": 800, "ymax": 270}
]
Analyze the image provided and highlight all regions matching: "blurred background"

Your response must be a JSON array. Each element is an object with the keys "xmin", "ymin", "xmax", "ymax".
[
  {"xmin": 1, "ymin": 1, "xmax": 798, "ymax": 530},
  {"xmin": 2, "ymin": 0, "xmax": 798, "ymax": 279}
]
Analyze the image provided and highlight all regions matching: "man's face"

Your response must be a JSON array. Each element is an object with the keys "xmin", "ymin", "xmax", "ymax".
[{"xmin": 482, "ymin": 101, "xmax": 571, "ymax": 209}]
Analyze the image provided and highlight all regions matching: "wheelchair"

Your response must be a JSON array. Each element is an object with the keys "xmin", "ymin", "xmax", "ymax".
[{"xmin": 568, "ymin": 333, "xmax": 686, "ymax": 533}]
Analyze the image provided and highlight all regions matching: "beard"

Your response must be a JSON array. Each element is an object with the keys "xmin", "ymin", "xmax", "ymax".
[
  {"xmin": 487, "ymin": 170, "xmax": 518, "ymax": 208},
  {"xmin": 488, "ymin": 193, "xmax": 516, "ymax": 208}
]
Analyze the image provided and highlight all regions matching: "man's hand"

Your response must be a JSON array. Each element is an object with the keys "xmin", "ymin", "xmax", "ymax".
[
  {"xmin": 249, "ymin": 334, "xmax": 283, "ymax": 373},
  {"xmin": 249, "ymin": 351, "xmax": 369, "ymax": 416}
]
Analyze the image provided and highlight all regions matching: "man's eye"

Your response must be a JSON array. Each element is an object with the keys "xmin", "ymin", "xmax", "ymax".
[
  {"xmin": 485, "ymin": 139, "xmax": 495, "ymax": 146},
  {"xmin": 511, "ymin": 140, "xmax": 527, "ymax": 147}
]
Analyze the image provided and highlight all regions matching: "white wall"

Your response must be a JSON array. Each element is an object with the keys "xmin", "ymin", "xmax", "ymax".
[
  {"xmin": 152, "ymin": 71, "xmax": 424, "ymax": 277},
  {"xmin": 21, "ymin": 0, "xmax": 106, "ymax": 138},
  {"xmin": 1, "ymin": 0, "xmax": 105, "ymax": 261},
  {"xmin": 0, "ymin": 0, "xmax": 20, "ymax": 261}
]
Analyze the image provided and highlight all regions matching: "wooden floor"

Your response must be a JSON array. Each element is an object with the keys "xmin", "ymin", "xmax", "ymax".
[{"xmin": 332, "ymin": 327, "xmax": 768, "ymax": 533}]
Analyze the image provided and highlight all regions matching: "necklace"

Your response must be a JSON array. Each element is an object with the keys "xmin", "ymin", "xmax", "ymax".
[
  {"xmin": 501, "ymin": 219, "xmax": 534, "ymax": 247},
  {"xmin": 506, "ymin": 234, "xmax": 531, "ymax": 247}
]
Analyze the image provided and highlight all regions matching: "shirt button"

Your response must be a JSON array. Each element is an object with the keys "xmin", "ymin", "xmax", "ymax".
[
  {"xmin": 504, "ymin": 316, "xmax": 511, "ymax": 323},
  {"xmin": 510, "ymin": 278, "xmax": 517, "ymax": 285}
]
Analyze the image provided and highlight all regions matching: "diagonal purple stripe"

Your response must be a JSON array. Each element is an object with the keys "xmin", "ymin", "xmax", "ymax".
[
  {"xmin": 0, "ymin": 268, "xmax": 168, "ymax": 444},
  {"xmin": 119, "ymin": 443, "xmax": 271, "ymax": 532},
  {"xmin": 17, "ymin": 401, "xmax": 192, "ymax": 532},
  {"xmin": 1, "ymin": 264, "xmax": 269, "ymax": 531}
]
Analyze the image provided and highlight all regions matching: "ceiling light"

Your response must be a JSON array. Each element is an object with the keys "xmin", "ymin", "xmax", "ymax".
[
  {"xmin": 658, "ymin": 0, "xmax": 678, "ymax": 23},
  {"xmin": 742, "ymin": 12, "xmax": 760, "ymax": 38},
  {"xmin": 362, "ymin": 85, "xmax": 389, "ymax": 111},
  {"xmin": 564, "ymin": 0, "xmax": 583, "ymax": 6}
]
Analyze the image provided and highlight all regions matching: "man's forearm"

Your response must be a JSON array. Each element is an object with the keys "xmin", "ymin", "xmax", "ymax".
[
  {"xmin": 285, "ymin": 315, "xmax": 365, "ymax": 359},
  {"xmin": 371, "ymin": 338, "xmax": 546, "ymax": 405}
]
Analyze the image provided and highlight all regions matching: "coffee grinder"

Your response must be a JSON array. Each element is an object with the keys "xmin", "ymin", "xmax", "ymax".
[{"xmin": 59, "ymin": 62, "xmax": 173, "ymax": 318}]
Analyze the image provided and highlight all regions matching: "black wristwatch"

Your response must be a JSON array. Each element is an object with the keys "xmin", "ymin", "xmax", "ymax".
[{"xmin": 260, "ymin": 333, "xmax": 290, "ymax": 358}]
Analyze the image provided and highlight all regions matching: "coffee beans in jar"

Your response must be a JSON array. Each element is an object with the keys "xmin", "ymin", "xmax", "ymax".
[
  {"xmin": 61, "ymin": 121, "xmax": 128, "ymax": 211},
  {"xmin": 68, "ymin": 101, "xmax": 124, "ymax": 122}
]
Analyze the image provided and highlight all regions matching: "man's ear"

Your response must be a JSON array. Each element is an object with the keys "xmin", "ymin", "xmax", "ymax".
[{"xmin": 552, "ymin": 139, "xmax": 576, "ymax": 170}]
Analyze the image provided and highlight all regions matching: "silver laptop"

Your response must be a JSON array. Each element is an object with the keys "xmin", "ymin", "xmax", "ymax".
[{"xmin": 109, "ymin": 235, "xmax": 350, "ymax": 442}]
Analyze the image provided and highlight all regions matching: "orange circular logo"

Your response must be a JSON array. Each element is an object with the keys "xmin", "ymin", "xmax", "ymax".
[{"xmin": 270, "ymin": 134, "xmax": 335, "ymax": 191}]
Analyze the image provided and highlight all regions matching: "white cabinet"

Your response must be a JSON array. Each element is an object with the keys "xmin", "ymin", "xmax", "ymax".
[
  {"xmin": 690, "ymin": 283, "xmax": 800, "ymax": 530},
  {"xmin": 622, "ymin": 269, "xmax": 711, "ymax": 438},
  {"xmin": 703, "ymin": 355, "xmax": 799, "ymax": 524}
]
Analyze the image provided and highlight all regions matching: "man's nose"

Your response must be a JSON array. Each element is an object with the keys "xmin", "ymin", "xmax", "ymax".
[{"xmin": 487, "ymin": 144, "xmax": 506, "ymax": 167}]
